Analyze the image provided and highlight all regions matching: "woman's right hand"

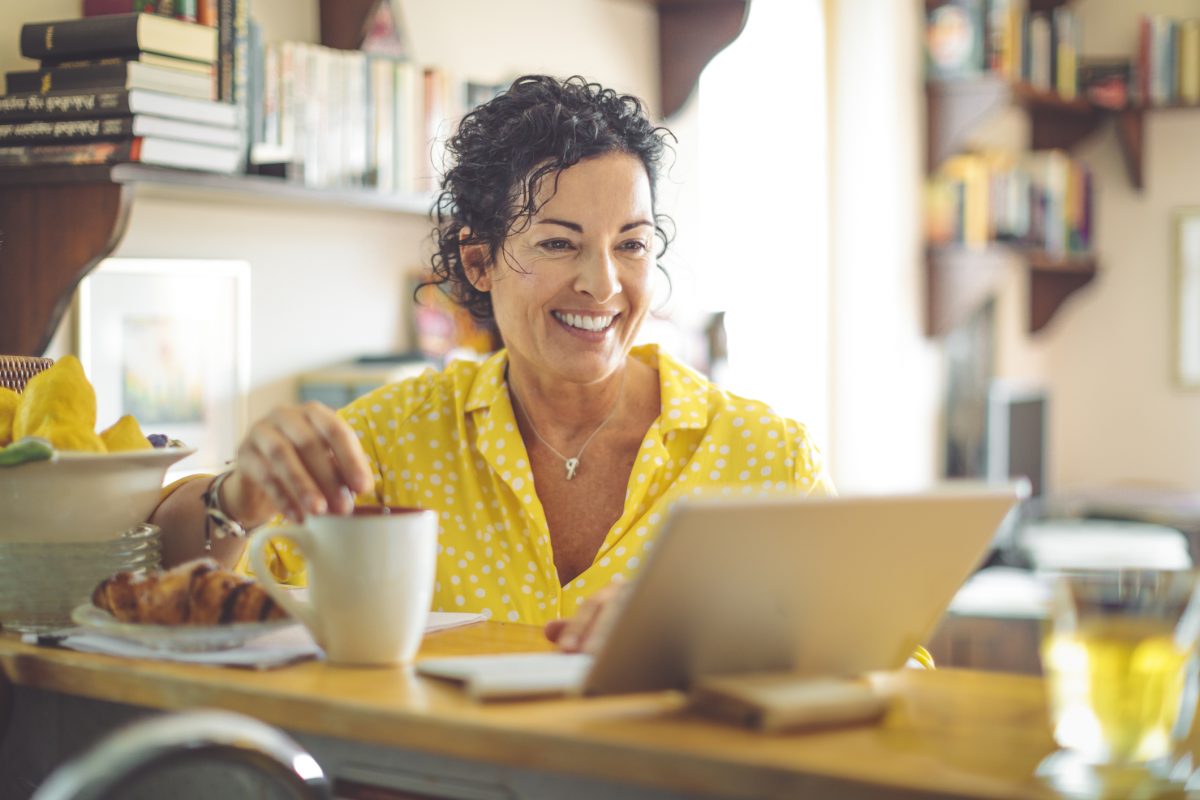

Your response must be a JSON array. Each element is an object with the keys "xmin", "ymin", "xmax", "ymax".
[{"xmin": 222, "ymin": 401, "xmax": 375, "ymax": 528}]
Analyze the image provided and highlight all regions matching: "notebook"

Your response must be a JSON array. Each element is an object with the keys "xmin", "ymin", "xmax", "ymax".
[{"xmin": 417, "ymin": 485, "xmax": 1023, "ymax": 700}]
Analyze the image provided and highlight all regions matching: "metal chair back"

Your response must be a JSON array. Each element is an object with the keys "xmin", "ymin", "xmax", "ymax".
[{"xmin": 31, "ymin": 709, "xmax": 332, "ymax": 800}]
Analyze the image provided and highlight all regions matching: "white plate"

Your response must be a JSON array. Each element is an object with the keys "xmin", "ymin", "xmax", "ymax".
[{"xmin": 70, "ymin": 604, "xmax": 298, "ymax": 653}]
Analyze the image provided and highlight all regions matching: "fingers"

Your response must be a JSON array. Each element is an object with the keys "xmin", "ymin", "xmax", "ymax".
[
  {"xmin": 301, "ymin": 403, "xmax": 375, "ymax": 497},
  {"xmin": 236, "ymin": 402, "xmax": 373, "ymax": 522},
  {"xmin": 242, "ymin": 423, "xmax": 322, "ymax": 522},
  {"xmin": 543, "ymin": 619, "xmax": 568, "ymax": 643},
  {"xmin": 550, "ymin": 580, "xmax": 625, "ymax": 654},
  {"xmin": 556, "ymin": 599, "xmax": 603, "ymax": 653}
]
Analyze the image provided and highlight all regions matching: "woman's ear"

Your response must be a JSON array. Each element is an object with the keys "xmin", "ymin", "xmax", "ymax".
[{"xmin": 459, "ymin": 228, "xmax": 492, "ymax": 292}]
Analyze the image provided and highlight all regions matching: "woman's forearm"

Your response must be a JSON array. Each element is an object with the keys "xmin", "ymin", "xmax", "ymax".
[{"xmin": 150, "ymin": 476, "xmax": 248, "ymax": 569}]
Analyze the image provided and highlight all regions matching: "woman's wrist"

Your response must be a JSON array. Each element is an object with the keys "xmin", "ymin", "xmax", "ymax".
[{"xmin": 219, "ymin": 469, "xmax": 274, "ymax": 531}]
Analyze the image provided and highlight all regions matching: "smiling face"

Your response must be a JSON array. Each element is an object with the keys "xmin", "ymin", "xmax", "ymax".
[{"xmin": 471, "ymin": 151, "xmax": 656, "ymax": 389}]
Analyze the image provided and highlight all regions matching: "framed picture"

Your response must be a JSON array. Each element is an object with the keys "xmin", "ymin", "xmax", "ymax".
[
  {"xmin": 1175, "ymin": 209, "xmax": 1200, "ymax": 387},
  {"xmin": 76, "ymin": 258, "xmax": 250, "ymax": 476}
]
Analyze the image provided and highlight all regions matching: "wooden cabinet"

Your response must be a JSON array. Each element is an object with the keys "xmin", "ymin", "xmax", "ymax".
[{"xmin": 0, "ymin": 0, "xmax": 749, "ymax": 357}]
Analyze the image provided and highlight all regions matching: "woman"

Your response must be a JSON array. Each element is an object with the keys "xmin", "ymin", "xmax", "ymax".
[{"xmin": 151, "ymin": 75, "xmax": 833, "ymax": 647}]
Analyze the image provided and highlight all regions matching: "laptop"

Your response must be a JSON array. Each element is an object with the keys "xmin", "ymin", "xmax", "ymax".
[{"xmin": 417, "ymin": 485, "xmax": 1023, "ymax": 700}]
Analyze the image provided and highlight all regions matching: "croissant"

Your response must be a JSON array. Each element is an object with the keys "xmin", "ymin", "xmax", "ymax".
[{"xmin": 92, "ymin": 558, "xmax": 289, "ymax": 625}]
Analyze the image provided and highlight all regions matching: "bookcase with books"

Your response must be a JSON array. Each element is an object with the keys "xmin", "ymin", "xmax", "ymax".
[
  {"xmin": 922, "ymin": 0, "xmax": 1200, "ymax": 337},
  {"xmin": 0, "ymin": 0, "xmax": 749, "ymax": 357}
]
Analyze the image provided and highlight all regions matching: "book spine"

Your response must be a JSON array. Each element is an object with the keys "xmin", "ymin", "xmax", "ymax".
[
  {"xmin": 197, "ymin": 0, "xmax": 217, "ymax": 26},
  {"xmin": 0, "ymin": 89, "xmax": 134, "ymax": 121},
  {"xmin": 1053, "ymin": 8, "xmax": 1077, "ymax": 99},
  {"xmin": 1152, "ymin": 17, "xmax": 1169, "ymax": 105},
  {"xmin": 277, "ymin": 41, "xmax": 296, "ymax": 159},
  {"xmin": 20, "ymin": 16, "xmax": 142, "ymax": 60},
  {"xmin": 217, "ymin": 0, "xmax": 234, "ymax": 101},
  {"xmin": 1137, "ymin": 16, "xmax": 1150, "ymax": 105},
  {"xmin": 83, "ymin": 0, "xmax": 160, "ymax": 15},
  {"xmin": 247, "ymin": 18, "xmax": 264, "ymax": 148},
  {"xmin": 1020, "ymin": 9, "xmax": 1031, "ymax": 81},
  {"xmin": 0, "ymin": 117, "xmax": 135, "ymax": 146},
  {"xmin": 1008, "ymin": 0, "xmax": 1025, "ymax": 81},
  {"xmin": 1171, "ymin": 18, "xmax": 1180, "ymax": 104},
  {"xmin": 1181, "ymin": 20, "xmax": 1200, "ymax": 105},
  {"xmin": 232, "ymin": 0, "xmax": 250, "ymax": 170},
  {"xmin": 0, "ymin": 138, "xmax": 135, "ymax": 167},
  {"xmin": 261, "ymin": 42, "xmax": 279, "ymax": 148},
  {"xmin": 6, "ymin": 64, "xmax": 131, "ymax": 94},
  {"xmin": 1028, "ymin": 13, "xmax": 1051, "ymax": 91},
  {"xmin": 175, "ymin": 0, "xmax": 197, "ymax": 22},
  {"xmin": 987, "ymin": 0, "xmax": 1008, "ymax": 74}
]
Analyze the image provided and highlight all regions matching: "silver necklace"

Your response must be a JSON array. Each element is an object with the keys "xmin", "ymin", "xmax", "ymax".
[{"xmin": 508, "ymin": 368, "xmax": 626, "ymax": 480}]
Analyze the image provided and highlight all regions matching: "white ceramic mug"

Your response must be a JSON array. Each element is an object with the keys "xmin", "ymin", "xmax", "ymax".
[{"xmin": 248, "ymin": 506, "xmax": 438, "ymax": 666}]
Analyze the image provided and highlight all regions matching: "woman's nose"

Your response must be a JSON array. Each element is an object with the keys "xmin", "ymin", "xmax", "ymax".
[{"xmin": 574, "ymin": 249, "xmax": 622, "ymax": 303}]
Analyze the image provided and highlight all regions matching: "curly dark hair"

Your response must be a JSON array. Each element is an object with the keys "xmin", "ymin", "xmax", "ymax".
[{"xmin": 428, "ymin": 74, "xmax": 675, "ymax": 322}]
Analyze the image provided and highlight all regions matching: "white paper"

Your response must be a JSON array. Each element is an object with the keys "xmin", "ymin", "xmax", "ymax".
[{"xmin": 25, "ymin": 611, "xmax": 486, "ymax": 670}]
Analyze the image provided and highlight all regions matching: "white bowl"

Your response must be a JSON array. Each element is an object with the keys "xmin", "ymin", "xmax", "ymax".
[{"xmin": 0, "ymin": 447, "xmax": 196, "ymax": 542}]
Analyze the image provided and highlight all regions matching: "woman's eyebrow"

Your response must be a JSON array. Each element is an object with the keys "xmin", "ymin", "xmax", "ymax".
[
  {"xmin": 533, "ymin": 218, "xmax": 653, "ymax": 232},
  {"xmin": 535, "ymin": 218, "xmax": 583, "ymax": 232}
]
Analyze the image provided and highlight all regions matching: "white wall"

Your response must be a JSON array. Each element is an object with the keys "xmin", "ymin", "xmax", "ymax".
[
  {"xmin": 1, "ymin": 0, "xmax": 662, "ymax": 427},
  {"xmin": 993, "ymin": 0, "xmax": 1200, "ymax": 492},
  {"xmin": 826, "ymin": 0, "xmax": 940, "ymax": 491}
]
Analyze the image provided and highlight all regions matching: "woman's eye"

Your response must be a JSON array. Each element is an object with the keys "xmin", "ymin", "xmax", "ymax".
[
  {"xmin": 620, "ymin": 240, "xmax": 649, "ymax": 253},
  {"xmin": 539, "ymin": 239, "xmax": 574, "ymax": 251}
]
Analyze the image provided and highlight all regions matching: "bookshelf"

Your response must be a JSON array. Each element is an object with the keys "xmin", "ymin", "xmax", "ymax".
[
  {"xmin": 0, "ymin": 0, "xmax": 747, "ymax": 357},
  {"xmin": 924, "ymin": 76, "xmax": 1103, "ymax": 336},
  {"xmin": 316, "ymin": 0, "xmax": 750, "ymax": 120},
  {"xmin": 924, "ymin": 1, "xmax": 1200, "ymax": 337}
]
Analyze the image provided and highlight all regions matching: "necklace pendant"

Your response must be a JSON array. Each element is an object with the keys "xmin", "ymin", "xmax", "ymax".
[{"xmin": 564, "ymin": 458, "xmax": 579, "ymax": 480}]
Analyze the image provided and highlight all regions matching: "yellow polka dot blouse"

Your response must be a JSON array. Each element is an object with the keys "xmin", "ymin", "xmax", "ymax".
[{"xmin": 336, "ymin": 344, "xmax": 833, "ymax": 626}]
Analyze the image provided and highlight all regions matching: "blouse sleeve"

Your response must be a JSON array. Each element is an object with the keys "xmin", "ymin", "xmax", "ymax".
[{"xmin": 785, "ymin": 420, "xmax": 836, "ymax": 497}]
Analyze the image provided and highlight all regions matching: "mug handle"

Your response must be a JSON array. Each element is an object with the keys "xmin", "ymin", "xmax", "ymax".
[{"xmin": 247, "ymin": 526, "xmax": 319, "ymax": 635}]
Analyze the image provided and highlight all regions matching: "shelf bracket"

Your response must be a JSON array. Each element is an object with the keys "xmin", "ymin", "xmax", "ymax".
[
  {"xmin": 925, "ymin": 248, "xmax": 1010, "ymax": 337},
  {"xmin": 0, "ymin": 181, "xmax": 131, "ymax": 356},
  {"xmin": 1028, "ymin": 267, "xmax": 1096, "ymax": 333},
  {"xmin": 658, "ymin": 0, "xmax": 749, "ymax": 119},
  {"xmin": 1114, "ymin": 107, "xmax": 1145, "ymax": 191},
  {"xmin": 925, "ymin": 79, "xmax": 1011, "ymax": 172}
]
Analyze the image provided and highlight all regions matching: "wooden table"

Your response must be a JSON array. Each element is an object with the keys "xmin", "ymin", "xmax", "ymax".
[{"xmin": 0, "ymin": 622, "xmax": 1067, "ymax": 799}]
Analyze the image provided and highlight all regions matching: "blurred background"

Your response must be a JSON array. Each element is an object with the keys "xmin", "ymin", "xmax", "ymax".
[{"xmin": 1, "ymin": 0, "xmax": 1198, "ymax": 505}]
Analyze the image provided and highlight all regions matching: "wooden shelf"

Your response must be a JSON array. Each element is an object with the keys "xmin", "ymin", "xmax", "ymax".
[
  {"xmin": 316, "ymin": 0, "xmax": 750, "ymax": 119},
  {"xmin": 924, "ymin": 72, "xmax": 1112, "ymax": 338},
  {"xmin": 0, "ymin": 166, "xmax": 434, "ymax": 356},
  {"xmin": 1, "ymin": 1, "xmax": 754, "ymax": 357},
  {"xmin": 926, "ymin": 78, "xmax": 1104, "ymax": 171},
  {"xmin": 0, "ymin": 164, "xmax": 435, "ymax": 213},
  {"xmin": 925, "ymin": 245, "xmax": 1097, "ymax": 337}
]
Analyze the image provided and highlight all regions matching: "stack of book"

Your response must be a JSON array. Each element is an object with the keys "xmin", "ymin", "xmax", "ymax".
[
  {"xmin": 926, "ymin": 149, "xmax": 1092, "ymax": 258},
  {"xmin": 1138, "ymin": 15, "xmax": 1200, "ymax": 107},
  {"xmin": 249, "ymin": 42, "xmax": 501, "ymax": 194},
  {"xmin": 925, "ymin": 1, "xmax": 1081, "ymax": 100},
  {"xmin": 0, "ymin": 12, "xmax": 242, "ymax": 174}
]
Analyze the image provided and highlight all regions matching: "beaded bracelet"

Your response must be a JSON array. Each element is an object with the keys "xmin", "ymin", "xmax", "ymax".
[{"xmin": 202, "ymin": 470, "xmax": 247, "ymax": 551}]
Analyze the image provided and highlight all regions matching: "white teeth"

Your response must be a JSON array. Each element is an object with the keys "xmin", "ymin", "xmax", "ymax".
[{"xmin": 555, "ymin": 312, "xmax": 615, "ymax": 332}]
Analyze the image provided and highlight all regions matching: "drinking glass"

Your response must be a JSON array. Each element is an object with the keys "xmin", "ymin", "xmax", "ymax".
[{"xmin": 1037, "ymin": 569, "xmax": 1200, "ymax": 799}]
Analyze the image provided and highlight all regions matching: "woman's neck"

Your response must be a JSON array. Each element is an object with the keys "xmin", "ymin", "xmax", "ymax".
[{"xmin": 506, "ymin": 357, "xmax": 646, "ymax": 444}]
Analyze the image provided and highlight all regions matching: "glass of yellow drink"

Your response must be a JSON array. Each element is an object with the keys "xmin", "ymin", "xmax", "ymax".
[{"xmin": 1038, "ymin": 569, "xmax": 1200, "ymax": 799}]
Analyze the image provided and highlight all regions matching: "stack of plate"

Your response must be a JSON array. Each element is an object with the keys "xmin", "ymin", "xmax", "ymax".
[{"xmin": 0, "ymin": 524, "xmax": 161, "ymax": 633}]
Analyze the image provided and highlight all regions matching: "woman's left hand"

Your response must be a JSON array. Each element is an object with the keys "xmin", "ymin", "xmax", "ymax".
[{"xmin": 544, "ymin": 578, "xmax": 626, "ymax": 653}]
